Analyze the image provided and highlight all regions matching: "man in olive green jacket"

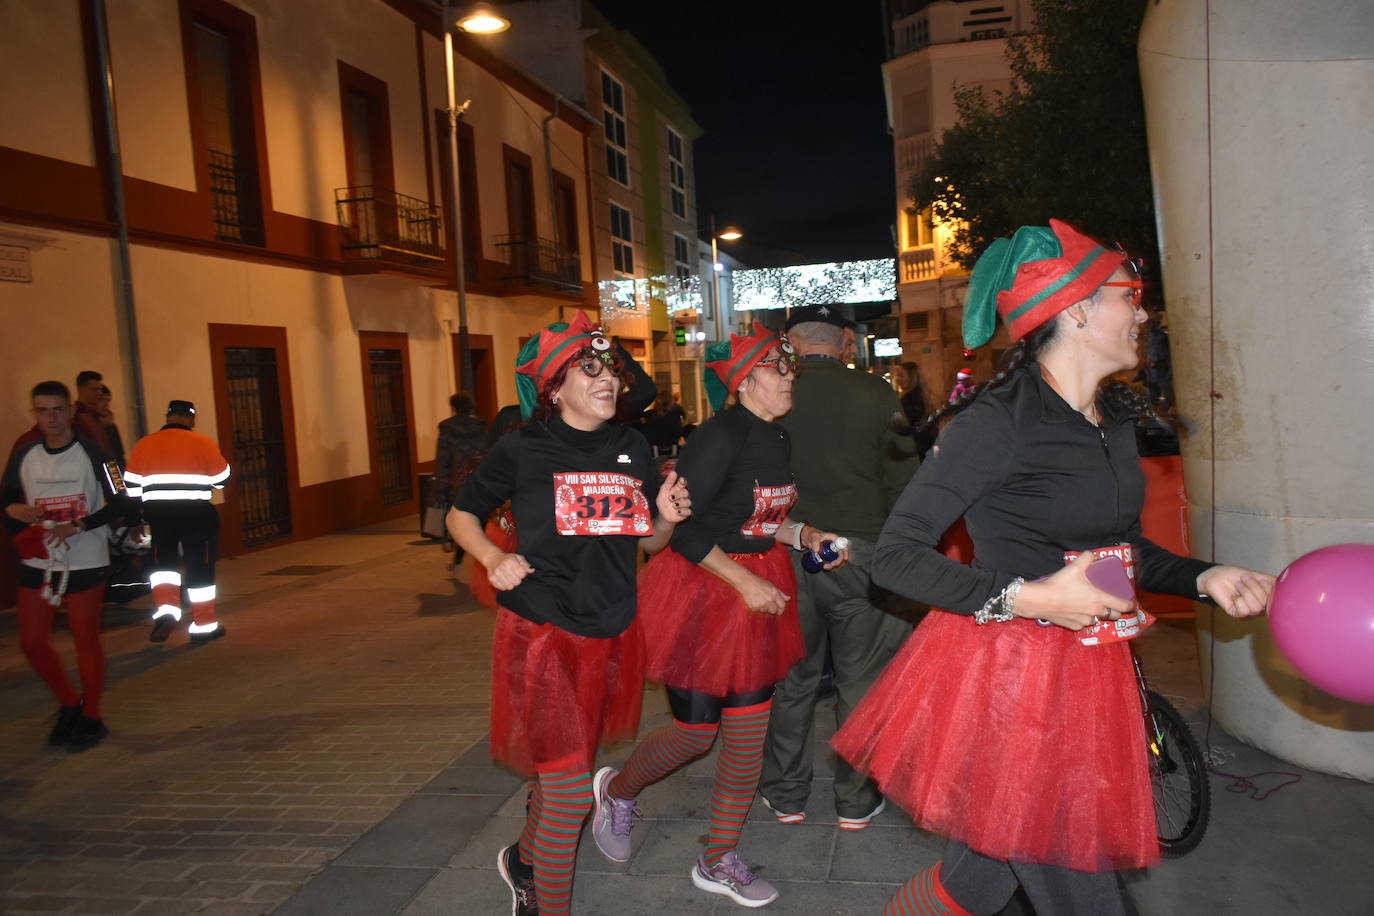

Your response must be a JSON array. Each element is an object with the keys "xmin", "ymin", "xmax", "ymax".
[{"xmin": 759, "ymin": 304, "xmax": 919, "ymax": 829}]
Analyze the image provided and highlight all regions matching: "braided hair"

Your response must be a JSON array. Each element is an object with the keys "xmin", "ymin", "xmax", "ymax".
[{"xmin": 920, "ymin": 295, "xmax": 1163, "ymax": 432}]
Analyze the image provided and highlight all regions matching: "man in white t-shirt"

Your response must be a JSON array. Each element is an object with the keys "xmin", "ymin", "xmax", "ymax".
[{"xmin": 3, "ymin": 381, "xmax": 132, "ymax": 751}]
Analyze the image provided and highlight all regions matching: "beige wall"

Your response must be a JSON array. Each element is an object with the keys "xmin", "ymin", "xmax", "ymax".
[
  {"xmin": 107, "ymin": 0, "xmax": 198, "ymax": 190},
  {"xmin": 0, "ymin": 3, "xmax": 95, "ymax": 167},
  {"xmin": 0, "ymin": 226, "xmax": 123, "ymax": 439},
  {"xmin": 251, "ymin": 0, "xmax": 429, "ymax": 221}
]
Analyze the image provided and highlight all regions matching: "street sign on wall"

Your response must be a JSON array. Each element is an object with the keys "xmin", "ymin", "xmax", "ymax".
[{"xmin": 0, "ymin": 245, "xmax": 32, "ymax": 283}]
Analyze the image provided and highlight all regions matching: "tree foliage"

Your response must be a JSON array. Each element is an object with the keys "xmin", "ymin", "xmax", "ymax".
[{"xmin": 912, "ymin": 0, "xmax": 1156, "ymax": 271}]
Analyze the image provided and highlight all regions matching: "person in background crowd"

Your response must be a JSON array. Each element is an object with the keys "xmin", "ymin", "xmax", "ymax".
[
  {"xmin": 590, "ymin": 322, "xmax": 847, "ymax": 909},
  {"xmin": 448, "ymin": 312, "xmax": 690, "ymax": 916},
  {"xmin": 833, "ymin": 219, "xmax": 1274, "ymax": 916},
  {"xmin": 435, "ymin": 392, "xmax": 485, "ymax": 560},
  {"xmin": 124, "ymin": 400, "xmax": 231, "ymax": 645},
  {"xmin": 95, "ymin": 383, "xmax": 125, "ymax": 465},
  {"xmin": 641, "ymin": 393, "xmax": 683, "ymax": 457},
  {"xmin": 946, "ymin": 366, "xmax": 978, "ymax": 404},
  {"xmin": 757, "ymin": 304, "xmax": 919, "ymax": 832},
  {"xmin": 3, "ymin": 381, "xmax": 133, "ymax": 751},
  {"xmin": 894, "ymin": 361, "xmax": 935, "ymax": 458}
]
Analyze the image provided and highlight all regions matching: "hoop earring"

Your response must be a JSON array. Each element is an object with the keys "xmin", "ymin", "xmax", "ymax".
[{"xmin": 552, "ymin": 395, "xmax": 560, "ymax": 406}]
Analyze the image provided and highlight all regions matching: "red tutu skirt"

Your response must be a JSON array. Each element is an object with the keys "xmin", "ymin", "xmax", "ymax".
[
  {"xmin": 638, "ymin": 544, "xmax": 803, "ymax": 696},
  {"xmin": 469, "ymin": 510, "xmax": 517, "ymax": 610},
  {"xmin": 831, "ymin": 609, "xmax": 1157, "ymax": 872},
  {"xmin": 490, "ymin": 608, "xmax": 645, "ymax": 775}
]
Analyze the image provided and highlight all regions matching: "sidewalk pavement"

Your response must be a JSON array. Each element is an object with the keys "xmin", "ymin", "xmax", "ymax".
[{"xmin": 2, "ymin": 518, "xmax": 1371, "ymax": 915}]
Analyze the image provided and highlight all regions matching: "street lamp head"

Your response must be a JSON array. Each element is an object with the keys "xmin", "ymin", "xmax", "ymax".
[
  {"xmin": 716, "ymin": 226, "xmax": 743, "ymax": 241},
  {"xmin": 456, "ymin": 3, "xmax": 510, "ymax": 33}
]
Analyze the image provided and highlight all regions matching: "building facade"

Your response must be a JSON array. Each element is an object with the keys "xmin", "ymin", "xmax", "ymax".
[
  {"xmin": 882, "ymin": 0, "xmax": 1033, "ymax": 400},
  {"xmin": 0, "ymin": 0, "xmax": 601, "ymax": 599},
  {"xmin": 494, "ymin": 0, "xmax": 705, "ymax": 417}
]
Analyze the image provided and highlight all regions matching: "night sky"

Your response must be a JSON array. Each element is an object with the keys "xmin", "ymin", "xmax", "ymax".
[{"xmin": 588, "ymin": 0, "xmax": 897, "ymax": 268}]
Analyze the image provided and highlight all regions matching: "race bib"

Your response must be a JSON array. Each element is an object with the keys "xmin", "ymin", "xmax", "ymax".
[
  {"xmin": 739, "ymin": 483, "xmax": 797, "ymax": 538},
  {"xmin": 1062, "ymin": 544, "xmax": 1155, "ymax": 646},
  {"xmin": 33, "ymin": 493, "xmax": 88, "ymax": 523},
  {"xmin": 552, "ymin": 472, "xmax": 651, "ymax": 536}
]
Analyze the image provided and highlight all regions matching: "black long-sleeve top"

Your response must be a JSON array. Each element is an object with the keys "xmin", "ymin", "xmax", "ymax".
[
  {"xmin": 454, "ymin": 416, "xmax": 659, "ymax": 638},
  {"xmin": 873, "ymin": 364, "xmax": 1213, "ymax": 612},
  {"xmin": 669, "ymin": 404, "xmax": 795, "ymax": 564}
]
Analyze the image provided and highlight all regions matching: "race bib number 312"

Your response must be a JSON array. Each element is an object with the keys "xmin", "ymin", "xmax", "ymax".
[{"xmin": 553, "ymin": 472, "xmax": 652, "ymax": 536}]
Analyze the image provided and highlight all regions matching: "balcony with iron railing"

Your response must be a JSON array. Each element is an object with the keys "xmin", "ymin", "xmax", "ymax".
[
  {"xmin": 492, "ymin": 234, "xmax": 582, "ymax": 295},
  {"xmin": 335, "ymin": 186, "xmax": 444, "ymax": 268}
]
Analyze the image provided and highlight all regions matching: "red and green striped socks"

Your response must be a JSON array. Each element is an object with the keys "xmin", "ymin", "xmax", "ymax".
[
  {"xmin": 703, "ymin": 700, "xmax": 771, "ymax": 866},
  {"xmin": 608, "ymin": 718, "xmax": 718, "ymax": 799},
  {"xmin": 886, "ymin": 864, "xmax": 976, "ymax": 916},
  {"xmin": 518, "ymin": 762, "xmax": 593, "ymax": 916}
]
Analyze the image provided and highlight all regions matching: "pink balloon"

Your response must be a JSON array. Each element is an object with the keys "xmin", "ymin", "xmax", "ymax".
[{"xmin": 1270, "ymin": 543, "xmax": 1374, "ymax": 705}]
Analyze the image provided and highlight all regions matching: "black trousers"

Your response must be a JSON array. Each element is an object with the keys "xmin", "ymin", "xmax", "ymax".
[
  {"xmin": 941, "ymin": 841, "xmax": 1126, "ymax": 916},
  {"xmin": 143, "ymin": 502, "xmax": 220, "ymax": 590}
]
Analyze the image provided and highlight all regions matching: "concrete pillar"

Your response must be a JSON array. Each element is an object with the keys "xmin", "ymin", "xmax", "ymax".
[{"xmin": 1138, "ymin": 0, "xmax": 1374, "ymax": 779}]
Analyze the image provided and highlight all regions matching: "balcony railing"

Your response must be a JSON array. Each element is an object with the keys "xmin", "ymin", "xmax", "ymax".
[
  {"xmin": 208, "ymin": 148, "xmax": 264, "ymax": 246},
  {"xmin": 900, "ymin": 247, "xmax": 937, "ymax": 283},
  {"xmin": 493, "ymin": 234, "xmax": 582, "ymax": 294},
  {"xmin": 335, "ymin": 186, "xmax": 443, "ymax": 266}
]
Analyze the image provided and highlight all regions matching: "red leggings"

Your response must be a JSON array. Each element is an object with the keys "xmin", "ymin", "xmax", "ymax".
[{"xmin": 17, "ymin": 586, "xmax": 106, "ymax": 718}]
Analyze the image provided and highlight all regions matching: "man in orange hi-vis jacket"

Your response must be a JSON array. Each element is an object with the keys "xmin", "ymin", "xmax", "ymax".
[{"xmin": 123, "ymin": 400, "xmax": 231, "ymax": 644}]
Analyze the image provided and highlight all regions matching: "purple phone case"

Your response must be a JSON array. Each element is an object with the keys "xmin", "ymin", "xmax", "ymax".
[{"xmin": 1086, "ymin": 555, "xmax": 1134, "ymax": 600}]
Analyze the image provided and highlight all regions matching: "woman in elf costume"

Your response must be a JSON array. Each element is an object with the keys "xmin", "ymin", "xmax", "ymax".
[
  {"xmin": 831, "ymin": 220, "xmax": 1274, "ymax": 915},
  {"xmin": 448, "ymin": 312, "xmax": 690, "ymax": 916},
  {"xmin": 587, "ymin": 322, "xmax": 847, "ymax": 909}
]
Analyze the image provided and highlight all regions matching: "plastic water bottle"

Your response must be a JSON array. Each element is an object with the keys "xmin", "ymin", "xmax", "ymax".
[{"xmin": 802, "ymin": 537, "xmax": 849, "ymax": 574}]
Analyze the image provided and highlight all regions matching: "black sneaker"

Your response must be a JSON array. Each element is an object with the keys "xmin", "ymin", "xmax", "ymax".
[
  {"xmin": 48, "ymin": 703, "xmax": 83, "ymax": 746},
  {"xmin": 496, "ymin": 843, "xmax": 538, "ymax": 916},
  {"xmin": 188, "ymin": 625, "xmax": 227, "ymax": 645},
  {"xmin": 65, "ymin": 715, "xmax": 109, "ymax": 752},
  {"xmin": 149, "ymin": 616, "xmax": 177, "ymax": 643}
]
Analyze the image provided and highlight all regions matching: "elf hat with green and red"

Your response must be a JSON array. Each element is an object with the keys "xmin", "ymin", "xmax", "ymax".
[
  {"xmin": 962, "ymin": 218, "xmax": 1126, "ymax": 348},
  {"xmin": 704, "ymin": 321, "xmax": 793, "ymax": 411},
  {"xmin": 514, "ymin": 311, "xmax": 614, "ymax": 418}
]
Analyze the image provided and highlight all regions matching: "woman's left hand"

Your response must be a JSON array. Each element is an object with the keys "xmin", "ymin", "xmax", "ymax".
[
  {"xmin": 1198, "ymin": 565, "xmax": 1275, "ymax": 618},
  {"xmin": 801, "ymin": 526, "xmax": 849, "ymax": 571},
  {"xmin": 656, "ymin": 470, "xmax": 691, "ymax": 524}
]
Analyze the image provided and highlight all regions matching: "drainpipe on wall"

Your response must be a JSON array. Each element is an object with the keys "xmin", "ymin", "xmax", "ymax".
[{"xmin": 90, "ymin": 0, "xmax": 148, "ymax": 439}]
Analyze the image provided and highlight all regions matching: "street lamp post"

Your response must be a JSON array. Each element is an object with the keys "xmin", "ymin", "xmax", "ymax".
[
  {"xmin": 442, "ymin": 2, "xmax": 509, "ymax": 398},
  {"xmin": 709, "ymin": 218, "xmax": 742, "ymax": 342}
]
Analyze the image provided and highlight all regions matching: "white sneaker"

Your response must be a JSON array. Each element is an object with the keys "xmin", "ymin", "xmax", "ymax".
[
  {"xmin": 837, "ymin": 797, "xmax": 886, "ymax": 831},
  {"xmin": 759, "ymin": 794, "xmax": 805, "ymax": 824}
]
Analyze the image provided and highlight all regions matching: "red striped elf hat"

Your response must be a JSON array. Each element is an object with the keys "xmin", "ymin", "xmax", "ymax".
[
  {"xmin": 963, "ymin": 218, "xmax": 1125, "ymax": 348},
  {"xmin": 704, "ymin": 321, "xmax": 793, "ymax": 411},
  {"xmin": 514, "ymin": 311, "xmax": 614, "ymax": 416}
]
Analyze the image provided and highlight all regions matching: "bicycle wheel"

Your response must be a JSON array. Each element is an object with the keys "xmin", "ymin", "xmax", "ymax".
[{"xmin": 1145, "ymin": 690, "xmax": 1211, "ymax": 856}]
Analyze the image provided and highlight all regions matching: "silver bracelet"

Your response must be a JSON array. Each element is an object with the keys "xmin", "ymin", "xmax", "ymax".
[{"xmin": 974, "ymin": 576, "xmax": 1025, "ymax": 625}]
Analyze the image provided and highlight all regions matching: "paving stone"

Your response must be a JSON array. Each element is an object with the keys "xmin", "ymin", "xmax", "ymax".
[
  {"xmin": 334, "ymin": 795, "xmax": 503, "ymax": 868},
  {"xmin": 827, "ymin": 823, "xmax": 942, "ymax": 884},
  {"xmin": 396, "ymin": 865, "xmax": 511, "ymax": 915},
  {"xmin": 67, "ymin": 897, "xmax": 144, "ymax": 915},
  {"xmin": 271, "ymin": 865, "xmax": 437, "ymax": 916},
  {"xmin": 233, "ymin": 847, "xmax": 303, "ymax": 865},
  {"xmin": 2, "ymin": 895, "xmax": 73, "ymax": 912}
]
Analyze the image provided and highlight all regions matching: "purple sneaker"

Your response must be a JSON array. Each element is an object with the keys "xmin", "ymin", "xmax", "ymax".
[
  {"xmin": 591, "ymin": 766, "xmax": 639, "ymax": 863},
  {"xmin": 691, "ymin": 850, "xmax": 779, "ymax": 908}
]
